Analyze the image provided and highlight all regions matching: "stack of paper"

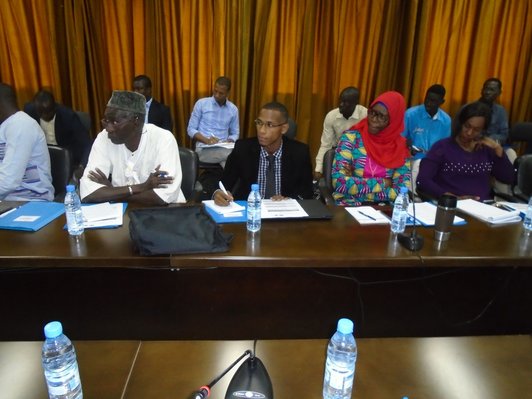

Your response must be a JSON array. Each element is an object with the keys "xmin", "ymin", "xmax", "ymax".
[
  {"xmin": 202, "ymin": 200, "xmax": 245, "ymax": 218},
  {"xmin": 81, "ymin": 202, "xmax": 125, "ymax": 228},
  {"xmin": 457, "ymin": 199, "xmax": 522, "ymax": 224},
  {"xmin": 345, "ymin": 206, "xmax": 390, "ymax": 225},
  {"xmin": 261, "ymin": 199, "xmax": 309, "ymax": 219}
]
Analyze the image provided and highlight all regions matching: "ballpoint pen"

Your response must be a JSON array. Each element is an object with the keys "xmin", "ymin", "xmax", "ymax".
[
  {"xmin": 218, "ymin": 181, "xmax": 231, "ymax": 202},
  {"xmin": 358, "ymin": 210, "xmax": 376, "ymax": 221}
]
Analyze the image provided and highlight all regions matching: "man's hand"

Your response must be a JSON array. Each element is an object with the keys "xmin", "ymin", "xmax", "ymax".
[
  {"xmin": 141, "ymin": 165, "xmax": 173, "ymax": 191},
  {"xmin": 194, "ymin": 132, "xmax": 220, "ymax": 145},
  {"xmin": 88, "ymin": 168, "xmax": 112, "ymax": 187},
  {"xmin": 313, "ymin": 171, "xmax": 323, "ymax": 181},
  {"xmin": 270, "ymin": 195, "xmax": 288, "ymax": 201},
  {"xmin": 213, "ymin": 189, "xmax": 234, "ymax": 206}
]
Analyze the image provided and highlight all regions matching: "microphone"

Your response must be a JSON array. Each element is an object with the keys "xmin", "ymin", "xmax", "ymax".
[
  {"xmin": 190, "ymin": 350, "xmax": 252, "ymax": 399},
  {"xmin": 397, "ymin": 190, "xmax": 424, "ymax": 251}
]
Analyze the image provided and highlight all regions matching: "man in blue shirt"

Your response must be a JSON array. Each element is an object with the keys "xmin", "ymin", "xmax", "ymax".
[
  {"xmin": 187, "ymin": 76, "xmax": 240, "ymax": 167},
  {"xmin": 0, "ymin": 83, "xmax": 54, "ymax": 201},
  {"xmin": 402, "ymin": 84, "xmax": 451, "ymax": 196}
]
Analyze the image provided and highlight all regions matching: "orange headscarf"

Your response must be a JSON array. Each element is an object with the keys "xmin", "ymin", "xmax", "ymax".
[{"xmin": 352, "ymin": 91, "xmax": 409, "ymax": 169}]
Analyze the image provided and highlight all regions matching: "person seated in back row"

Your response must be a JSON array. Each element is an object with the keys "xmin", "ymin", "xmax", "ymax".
[
  {"xmin": 132, "ymin": 75, "xmax": 173, "ymax": 132},
  {"xmin": 0, "ymin": 83, "xmax": 54, "ymax": 201},
  {"xmin": 213, "ymin": 101, "xmax": 313, "ymax": 205},
  {"xmin": 332, "ymin": 91, "xmax": 411, "ymax": 206},
  {"xmin": 80, "ymin": 90, "xmax": 185, "ymax": 205},
  {"xmin": 417, "ymin": 101, "xmax": 514, "ymax": 201},
  {"xmin": 24, "ymin": 90, "xmax": 92, "ymax": 169},
  {"xmin": 187, "ymin": 76, "xmax": 240, "ymax": 168}
]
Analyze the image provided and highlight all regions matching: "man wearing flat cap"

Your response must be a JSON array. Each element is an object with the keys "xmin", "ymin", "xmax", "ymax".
[{"xmin": 80, "ymin": 91, "xmax": 185, "ymax": 204}]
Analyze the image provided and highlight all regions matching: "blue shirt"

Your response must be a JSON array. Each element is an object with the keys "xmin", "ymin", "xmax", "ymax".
[
  {"xmin": 187, "ymin": 96, "xmax": 239, "ymax": 145},
  {"xmin": 0, "ymin": 111, "xmax": 54, "ymax": 201},
  {"xmin": 485, "ymin": 103, "xmax": 509, "ymax": 144},
  {"xmin": 402, "ymin": 105, "xmax": 451, "ymax": 160}
]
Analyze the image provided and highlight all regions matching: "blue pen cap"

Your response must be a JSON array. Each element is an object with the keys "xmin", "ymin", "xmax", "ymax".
[
  {"xmin": 44, "ymin": 321, "xmax": 63, "ymax": 339},
  {"xmin": 337, "ymin": 318, "xmax": 354, "ymax": 334}
]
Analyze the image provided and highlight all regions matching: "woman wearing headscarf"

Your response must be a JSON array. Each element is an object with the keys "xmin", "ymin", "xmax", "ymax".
[{"xmin": 332, "ymin": 91, "xmax": 411, "ymax": 206}]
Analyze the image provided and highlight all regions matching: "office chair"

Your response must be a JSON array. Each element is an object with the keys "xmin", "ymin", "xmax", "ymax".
[
  {"xmin": 285, "ymin": 117, "xmax": 297, "ymax": 139},
  {"xmin": 318, "ymin": 147, "xmax": 336, "ymax": 206},
  {"xmin": 48, "ymin": 145, "xmax": 73, "ymax": 201},
  {"xmin": 178, "ymin": 146, "xmax": 202, "ymax": 203},
  {"xmin": 509, "ymin": 122, "xmax": 532, "ymax": 155},
  {"xmin": 75, "ymin": 111, "xmax": 91, "ymax": 132}
]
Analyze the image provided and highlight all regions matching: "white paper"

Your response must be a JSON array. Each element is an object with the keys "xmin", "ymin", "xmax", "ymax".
[
  {"xmin": 261, "ymin": 199, "xmax": 308, "ymax": 219},
  {"xmin": 407, "ymin": 202, "xmax": 465, "ymax": 226},
  {"xmin": 345, "ymin": 206, "xmax": 390, "ymax": 225},
  {"xmin": 81, "ymin": 202, "xmax": 124, "ymax": 228},
  {"xmin": 457, "ymin": 199, "xmax": 522, "ymax": 224},
  {"xmin": 203, "ymin": 200, "xmax": 245, "ymax": 215}
]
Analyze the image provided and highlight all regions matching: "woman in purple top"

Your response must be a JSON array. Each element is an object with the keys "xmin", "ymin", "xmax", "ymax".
[{"xmin": 417, "ymin": 101, "xmax": 514, "ymax": 201}]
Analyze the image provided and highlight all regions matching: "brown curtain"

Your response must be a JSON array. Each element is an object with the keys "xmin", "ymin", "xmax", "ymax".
[{"xmin": 0, "ymin": 0, "xmax": 531, "ymax": 165}]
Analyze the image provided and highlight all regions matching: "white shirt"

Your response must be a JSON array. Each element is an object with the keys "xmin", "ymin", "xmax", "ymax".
[
  {"xmin": 40, "ymin": 116, "xmax": 58, "ymax": 145},
  {"xmin": 315, "ymin": 105, "xmax": 367, "ymax": 173},
  {"xmin": 80, "ymin": 123, "xmax": 186, "ymax": 203}
]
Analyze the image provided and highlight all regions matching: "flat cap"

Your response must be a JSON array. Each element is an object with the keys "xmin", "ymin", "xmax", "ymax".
[{"xmin": 107, "ymin": 90, "xmax": 146, "ymax": 115}]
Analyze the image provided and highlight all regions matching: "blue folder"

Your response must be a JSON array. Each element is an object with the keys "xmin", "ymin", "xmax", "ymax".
[
  {"xmin": 0, "ymin": 201, "xmax": 65, "ymax": 232},
  {"xmin": 205, "ymin": 200, "xmax": 247, "ymax": 223}
]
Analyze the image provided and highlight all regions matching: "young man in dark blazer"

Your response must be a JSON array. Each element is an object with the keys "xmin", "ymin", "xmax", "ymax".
[
  {"xmin": 214, "ymin": 102, "xmax": 313, "ymax": 204},
  {"xmin": 133, "ymin": 75, "xmax": 173, "ymax": 132},
  {"xmin": 24, "ymin": 90, "xmax": 92, "ymax": 167}
]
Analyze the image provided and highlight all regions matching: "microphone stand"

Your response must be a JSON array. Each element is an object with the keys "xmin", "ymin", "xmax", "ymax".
[{"xmin": 397, "ymin": 191, "xmax": 424, "ymax": 251}]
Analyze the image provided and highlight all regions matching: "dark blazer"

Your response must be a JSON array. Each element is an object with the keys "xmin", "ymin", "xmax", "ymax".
[
  {"xmin": 148, "ymin": 100, "xmax": 173, "ymax": 132},
  {"xmin": 222, "ymin": 136, "xmax": 314, "ymax": 200},
  {"xmin": 24, "ymin": 103, "xmax": 92, "ymax": 166}
]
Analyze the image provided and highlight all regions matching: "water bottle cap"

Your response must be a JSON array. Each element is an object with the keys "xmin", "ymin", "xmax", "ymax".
[
  {"xmin": 66, "ymin": 185, "xmax": 75, "ymax": 192},
  {"xmin": 44, "ymin": 321, "xmax": 63, "ymax": 338},
  {"xmin": 400, "ymin": 186, "xmax": 409, "ymax": 194},
  {"xmin": 251, "ymin": 183, "xmax": 259, "ymax": 191},
  {"xmin": 337, "ymin": 318, "xmax": 354, "ymax": 334}
]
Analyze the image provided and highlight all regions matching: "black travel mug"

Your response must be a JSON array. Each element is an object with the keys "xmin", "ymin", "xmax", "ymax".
[{"xmin": 434, "ymin": 194, "xmax": 457, "ymax": 241}]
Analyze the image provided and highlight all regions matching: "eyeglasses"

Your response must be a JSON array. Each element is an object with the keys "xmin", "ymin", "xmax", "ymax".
[
  {"xmin": 254, "ymin": 119, "xmax": 287, "ymax": 129},
  {"xmin": 367, "ymin": 108, "xmax": 389, "ymax": 122}
]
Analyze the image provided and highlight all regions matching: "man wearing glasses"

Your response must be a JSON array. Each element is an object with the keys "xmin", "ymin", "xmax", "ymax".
[
  {"xmin": 80, "ymin": 91, "xmax": 185, "ymax": 205},
  {"xmin": 213, "ymin": 102, "xmax": 313, "ymax": 205}
]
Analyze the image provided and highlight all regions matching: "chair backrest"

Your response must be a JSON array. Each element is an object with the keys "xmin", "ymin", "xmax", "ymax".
[
  {"xmin": 323, "ymin": 147, "xmax": 336, "ymax": 192},
  {"xmin": 510, "ymin": 122, "xmax": 532, "ymax": 154},
  {"xmin": 515, "ymin": 154, "xmax": 532, "ymax": 199},
  {"xmin": 75, "ymin": 111, "xmax": 91, "ymax": 132},
  {"xmin": 178, "ymin": 146, "xmax": 198, "ymax": 201},
  {"xmin": 285, "ymin": 117, "xmax": 297, "ymax": 139},
  {"xmin": 48, "ymin": 145, "xmax": 73, "ymax": 199}
]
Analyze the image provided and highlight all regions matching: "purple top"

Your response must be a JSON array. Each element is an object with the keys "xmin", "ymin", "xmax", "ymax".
[{"xmin": 417, "ymin": 137, "xmax": 514, "ymax": 201}]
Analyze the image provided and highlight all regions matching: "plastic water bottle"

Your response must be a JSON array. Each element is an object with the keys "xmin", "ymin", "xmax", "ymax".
[
  {"xmin": 391, "ymin": 186, "xmax": 409, "ymax": 234},
  {"xmin": 64, "ymin": 185, "xmax": 84, "ymax": 236},
  {"xmin": 323, "ymin": 318, "xmax": 357, "ymax": 399},
  {"xmin": 523, "ymin": 196, "xmax": 532, "ymax": 233},
  {"xmin": 42, "ymin": 321, "xmax": 83, "ymax": 399},
  {"xmin": 247, "ymin": 183, "xmax": 261, "ymax": 232}
]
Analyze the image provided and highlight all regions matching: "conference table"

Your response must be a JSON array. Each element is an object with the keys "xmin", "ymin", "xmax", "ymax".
[
  {"xmin": 1, "ymin": 335, "xmax": 530, "ymax": 399},
  {"xmin": 0, "ymin": 202, "xmax": 530, "ymax": 340}
]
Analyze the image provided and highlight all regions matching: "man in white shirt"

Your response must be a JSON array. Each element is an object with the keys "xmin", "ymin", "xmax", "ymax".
[
  {"xmin": 314, "ymin": 87, "xmax": 367, "ymax": 180},
  {"xmin": 80, "ymin": 91, "xmax": 185, "ymax": 205}
]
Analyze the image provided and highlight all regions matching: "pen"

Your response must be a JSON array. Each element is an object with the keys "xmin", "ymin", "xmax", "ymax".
[
  {"xmin": 218, "ymin": 182, "xmax": 231, "ymax": 201},
  {"xmin": 358, "ymin": 210, "xmax": 376, "ymax": 221}
]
